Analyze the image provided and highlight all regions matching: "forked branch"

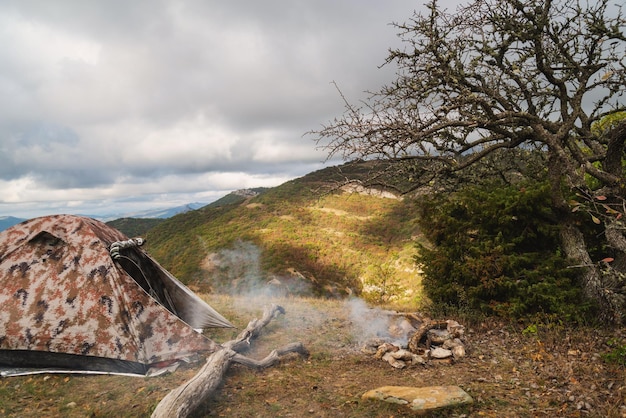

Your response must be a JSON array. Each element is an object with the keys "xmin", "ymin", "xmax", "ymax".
[{"xmin": 151, "ymin": 304, "xmax": 308, "ymax": 418}]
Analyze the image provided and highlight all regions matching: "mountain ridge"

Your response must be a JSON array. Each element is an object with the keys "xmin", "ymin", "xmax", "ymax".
[{"xmin": 143, "ymin": 162, "xmax": 424, "ymax": 303}]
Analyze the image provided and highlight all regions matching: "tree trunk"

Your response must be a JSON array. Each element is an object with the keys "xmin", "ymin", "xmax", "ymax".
[
  {"xmin": 547, "ymin": 148, "xmax": 624, "ymax": 323},
  {"xmin": 559, "ymin": 221, "xmax": 623, "ymax": 323}
]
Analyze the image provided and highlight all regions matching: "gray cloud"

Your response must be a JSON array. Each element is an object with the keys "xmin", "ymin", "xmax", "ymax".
[{"xmin": 0, "ymin": 0, "xmax": 430, "ymax": 219}]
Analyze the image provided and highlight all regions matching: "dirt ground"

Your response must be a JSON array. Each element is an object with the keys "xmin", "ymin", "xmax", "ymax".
[{"xmin": 1, "ymin": 295, "xmax": 625, "ymax": 417}]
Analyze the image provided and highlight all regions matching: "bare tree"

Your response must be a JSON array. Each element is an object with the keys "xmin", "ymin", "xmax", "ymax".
[{"xmin": 312, "ymin": 0, "xmax": 626, "ymax": 321}]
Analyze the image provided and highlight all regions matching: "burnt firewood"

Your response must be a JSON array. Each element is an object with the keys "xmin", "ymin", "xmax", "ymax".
[{"xmin": 407, "ymin": 320, "xmax": 448, "ymax": 353}]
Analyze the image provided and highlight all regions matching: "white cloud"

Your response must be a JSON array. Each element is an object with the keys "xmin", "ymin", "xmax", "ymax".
[{"xmin": 0, "ymin": 0, "xmax": 427, "ymax": 219}]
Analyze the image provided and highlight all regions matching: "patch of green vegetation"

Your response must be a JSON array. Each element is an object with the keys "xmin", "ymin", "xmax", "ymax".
[
  {"xmin": 522, "ymin": 323, "xmax": 539, "ymax": 336},
  {"xmin": 603, "ymin": 338, "xmax": 626, "ymax": 366}
]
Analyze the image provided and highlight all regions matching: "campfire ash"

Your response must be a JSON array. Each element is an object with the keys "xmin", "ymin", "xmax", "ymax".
[{"xmin": 348, "ymin": 299, "xmax": 466, "ymax": 369}]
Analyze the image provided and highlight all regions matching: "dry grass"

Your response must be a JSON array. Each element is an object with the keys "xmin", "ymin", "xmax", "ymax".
[{"xmin": 1, "ymin": 294, "xmax": 625, "ymax": 417}]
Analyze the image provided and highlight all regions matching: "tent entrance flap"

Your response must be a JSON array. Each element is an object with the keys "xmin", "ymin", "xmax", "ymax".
[{"xmin": 109, "ymin": 238, "xmax": 234, "ymax": 329}]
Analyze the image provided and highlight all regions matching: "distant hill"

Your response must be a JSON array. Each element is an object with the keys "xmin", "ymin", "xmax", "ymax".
[
  {"xmin": 106, "ymin": 217, "xmax": 166, "ymax": 238},
  {"xmin": 98, "ymin": 202, "xmax": 208, "ymax": 222},
  {"xmin": 144, "ymin": 161, "xmax": 426, "ymax": 303},
  {"xmin": 203, "ymin": 188, "xmax": 269, "ymax": 208},
  {"xmin": 106, "ymin": 190, "xmax": 271, "ymax": 237},
  {"xmin": 0, "ymin": 216, "xmax": 26, "ymax": 232},
  {"xmin": 0, "ymin": 203, "xmax": 210, "ymax": 233}
]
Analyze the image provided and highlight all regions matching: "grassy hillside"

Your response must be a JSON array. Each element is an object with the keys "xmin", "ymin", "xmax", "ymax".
[
  {"xmin": 145, "ymin": 162, "xmax": 425, "ymax": 306},
  {"xmin": 106, "ymin": 217, "xmax": 165, "ymax": 237}
]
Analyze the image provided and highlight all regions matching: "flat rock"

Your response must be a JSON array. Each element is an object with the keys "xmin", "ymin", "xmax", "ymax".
[
  {"xmin": 430, "ymin": 346, "xmax": 453, "ymax": 359},
  {"xmin": 362, "ymin": 385, "xmax": 473, "ymax": 412}
]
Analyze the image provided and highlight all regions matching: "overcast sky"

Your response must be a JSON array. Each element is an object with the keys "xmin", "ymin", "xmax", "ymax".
[{"xmin": 0, "ymin": 0, "xmax": 440, "ymax": 219}]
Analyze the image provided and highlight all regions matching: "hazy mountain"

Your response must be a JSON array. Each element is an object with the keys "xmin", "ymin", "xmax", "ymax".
[
  {"xmin": 97, "ymin": 202, "xmax": 208, "ymax": 222},
  {"xmin": 0, "ymin": 216, "xmax": 26, "ymax": 232},
  {"xmin": 1, "ymin": 203, "xmax": 208, "ymax": 232}
]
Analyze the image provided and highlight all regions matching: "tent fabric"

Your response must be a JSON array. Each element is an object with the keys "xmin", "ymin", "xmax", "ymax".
[{"xmin": 0, "ymin": 215, "xmax": 231, "ymax": 375}]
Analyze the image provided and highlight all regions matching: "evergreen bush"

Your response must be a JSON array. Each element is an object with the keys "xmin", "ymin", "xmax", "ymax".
[{"xmin": 416, "ymin": 181, "xmax": 596, "ymax": 323}]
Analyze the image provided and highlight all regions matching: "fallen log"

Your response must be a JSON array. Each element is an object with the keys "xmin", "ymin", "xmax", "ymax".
[
  {"xmin": 407, "ymin": 319, "xmax": 448, "ymax": 353},
  {"xmin": 151, "ymin": 304, "xmax": 308, "ymax": 418}
]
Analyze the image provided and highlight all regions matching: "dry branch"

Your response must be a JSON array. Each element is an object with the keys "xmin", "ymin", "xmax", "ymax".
[
  {"xmin": 223, "ymin": 304, "xmax": 286, "ymax": 352},
  {"xmin": 232, "ymin": 342, "xmax": 308, "ymax": 369},
  {"xmin": 151, "ymin": 304, "xmax": 308, "ymax": 418}
]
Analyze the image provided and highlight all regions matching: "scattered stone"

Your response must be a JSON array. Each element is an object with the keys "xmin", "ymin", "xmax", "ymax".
[
  {"xmin": 392, "ymin": 348, "xmax": 428, "ymax": 365},
  {"xmin": 430, "ymin": 347, "xmax": 453, "ymax": 359},
  {"xmin": 382, "ymin": 352, "xmax": 407, "ymax": 369},
  {"xmin": 427, "ymin": 328, "xmax": 451, "ymax": 345},
  {"xmin": 443, "ymin": 337, "xmax": 464, "ymax": 349},
  {"xmin": 375, "ymin": 343, "xmax": 399, "ymax": 359},
  {"xmin": 361, "ymin": 338, "xmax": 388, "ymax": 355},
  {"xmin": 451, "ymin": 345, "xmax": 466, "ymax": 359},
  {"xmin": 446, "ymin": 320, "xmax": 465, "ymax": 337},
  {"xmin": 66, "ymin": 402, "xmax": 77, "ymax": 409},
  {"xmin": 378, "ymin": 345, "xmax": 428, "ymax": 367},
  {"xmin": 388, "ymin": 348, "xmax": 414, "ymax": 361},
  {"xmin": 411, "ymin": 353, "xmax": 428, "ymax": 365},
  {"xmin": 362, "ymin": 385, "xmax": 473, "ymax": 412}
]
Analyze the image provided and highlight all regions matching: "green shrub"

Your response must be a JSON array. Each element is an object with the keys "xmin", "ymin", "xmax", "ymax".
[{"xmin": 416, "ymin": 181, "xmax": 596, "ymax": 323}]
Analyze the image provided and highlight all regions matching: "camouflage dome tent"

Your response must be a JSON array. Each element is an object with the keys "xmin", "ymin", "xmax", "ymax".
[{"xmin": 0, "ymin": 215, "xmax": 233, "ymax": 376}]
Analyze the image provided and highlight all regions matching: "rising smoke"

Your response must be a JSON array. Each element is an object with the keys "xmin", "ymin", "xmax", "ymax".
[
  {"xmin": 345, "ymin": 297, "xmax": 420, "ymax": 349},
  {"xmin": 202, "ymin": 240, "xmax": 411, "ymax": 349},
  {"xmin": 202, "ymin": 239, "xmax": 313, "ymax": 297}
]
